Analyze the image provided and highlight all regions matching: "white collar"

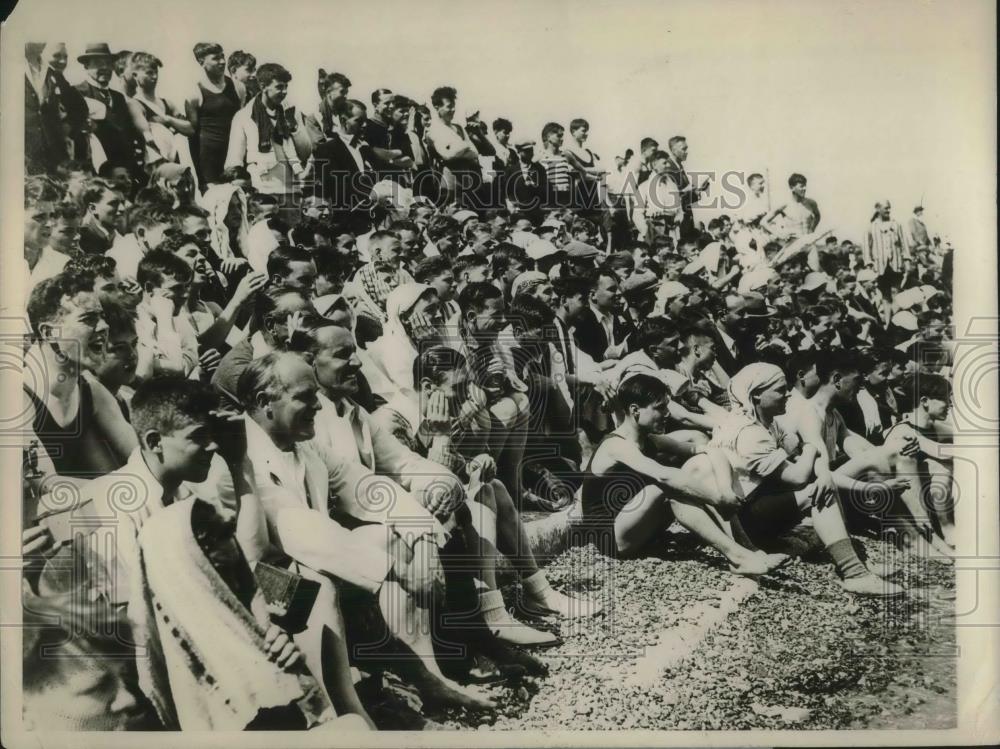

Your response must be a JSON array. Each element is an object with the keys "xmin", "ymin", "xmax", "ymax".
[
  {"xmin": 591, "ymin": 303, "xmax": 613, "ymax": 322},
  {"xmin": 85, "ymin": 73, "xmax": 109, "ymax": 91},
  {"xmin": 245, "ymin": 413, "xmax": 299, "ymax": 466}
]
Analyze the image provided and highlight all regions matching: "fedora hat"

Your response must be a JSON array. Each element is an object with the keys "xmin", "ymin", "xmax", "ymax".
[
  {"xmin": 78, "ymin": 43, "xmax": 114, "ymax": 63},
  {"xmin": 727, "ymin": 291, "xmax": 776, "ymax": 318}
]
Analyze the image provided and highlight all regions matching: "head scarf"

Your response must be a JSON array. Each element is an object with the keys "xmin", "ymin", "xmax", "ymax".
[
  {"xmin": 365, "ymin": 283, "xmax": 435, "ymax": 400},
  {"xmin": 199, "ymin": 183, "xmax": 249, "ymax": 260},
  {"xmin": 710, "ymin": 362, "xmax": 787, "ymax": 454},
  {"xmin": 727, "ymin": 363, "xmax": 787, "ymax": 423},
  {"xmin": 128, "ymin": 498, "xmax": 335, "ymax": 730}
]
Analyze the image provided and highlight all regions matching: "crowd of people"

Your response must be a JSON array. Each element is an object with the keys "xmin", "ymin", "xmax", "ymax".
[{"xmin": 21, "ymin": 39, "xmax": 957, "ymax": 731}]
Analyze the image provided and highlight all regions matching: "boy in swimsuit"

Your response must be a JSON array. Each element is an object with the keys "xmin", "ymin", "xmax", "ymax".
[
  {"xmin": 582, "ymin": 373, "xmax": 783, "ymax": 575},
  {"xmin": 881, "ymin": 373, "xmax": 955, "ymax": 555}
]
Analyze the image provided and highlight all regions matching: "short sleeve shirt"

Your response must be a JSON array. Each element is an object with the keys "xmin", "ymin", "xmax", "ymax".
[{"xmin": 715, "ymin": 419, "xmax": 793, "ymax": 498}]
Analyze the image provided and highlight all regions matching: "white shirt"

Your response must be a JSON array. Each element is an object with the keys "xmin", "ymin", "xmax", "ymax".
[
  {"xmin": 633, "ymin": 172, "xmax": 681, "ymax": 237},
  {"xmin": 243, "ymin": 416, "xmax": 393, "ymax": 594},
  {"xmin": 107, "ymin": 233, "xmax": 145, "ymax": 281},
  {"xmin": 135, "ymin": 300, "xmax": 201, "ymax": 379},
  {"xmin": 425, "ymin": 118, "xmax": 473, "ymax": 162},
  {"xmin": 80, "ymin": 448, "xmax": 230, "ymax": 604},
  {"xmin": 245, "ymin": 219, "xmax": 280, "ymax": 274},
  {"xmin": 224, "ymin": 100, "xmax": 305, "ymax": 195},
  {"xmin": 28, "ymin": 246, "xmax": 69, "ymax": 291},
  {"xmin": 591, "ymin": 303, "xmax": 615, "ymax": 346},
  {"xmin": 342, "ymin": 134, "xmax": 368, "ymax": 173}
]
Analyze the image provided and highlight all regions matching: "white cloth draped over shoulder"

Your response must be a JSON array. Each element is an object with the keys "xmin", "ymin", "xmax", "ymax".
[
  {"xmin": 362, "ymin": 283, "xmax": 433, "ymax": 409},
  {"xmin": 129, "ymin": 498, "xmax": 335, "ymax": 730},
  {"xmin": 198, "ymin": 183, "xmax": 250, "ymax": 260}
]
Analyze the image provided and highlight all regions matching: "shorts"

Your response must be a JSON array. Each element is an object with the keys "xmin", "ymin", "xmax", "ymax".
[{"xmin": 737, "ymin": 485, "xmax": 802, "ymax": 545}]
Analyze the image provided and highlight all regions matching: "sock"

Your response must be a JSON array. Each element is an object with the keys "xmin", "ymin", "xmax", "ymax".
[
  {"xmin": 478, "ymin": 588, "xmax": 556, "ymax": 645},
  {"xmin": 521, "ymin": 570, "xmax": 551, "ymax": 599},
  {"xmin": 827, "ymin": 538, "xmax": 867, "ymax": 580},
  {"xmin": 478, "ymin": 589, "xmax": 508, "ymax": 625}
]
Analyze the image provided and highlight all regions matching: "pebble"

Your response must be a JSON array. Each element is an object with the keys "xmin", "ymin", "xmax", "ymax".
[{"xmin": 414, "ymin": 538, "xmax": 957, "ymax": 732}]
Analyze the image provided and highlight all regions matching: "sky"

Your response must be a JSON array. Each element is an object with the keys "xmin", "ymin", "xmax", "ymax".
[{"xmin": 5, "ymin": 0, "xmax": 996, "ymax": 247}]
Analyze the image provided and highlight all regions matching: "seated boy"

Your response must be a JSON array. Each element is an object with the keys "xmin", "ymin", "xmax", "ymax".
[
  {"xmin": 581, "ymin": 373, "xmax": 784, "ymax": 574},
  {"xmin": 134, "ymin": 250, "xmax": 201, "ymax": 379},
  {"xmin": 881, "ymin": 373, "xmax": 955, "ymax": 554}
]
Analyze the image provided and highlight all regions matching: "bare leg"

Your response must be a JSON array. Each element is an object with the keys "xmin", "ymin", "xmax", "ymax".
[
  {"xmin": 463, "ymin": 487, "xmax": 556, "ymax": 645},
  {"xmin": 378, "ymin": 577, "xmax": 494, "ymax": 711},
  {"xmin": 925, "ymin": 456, "xmax": 955, "ymax": 546},
  {"xmin": 665, "ymin": 429, "xmax": 710, "ymax": 448},
  {"xmin": 486, "ymin": 479, "xmax": 603, "ymax": 617},
  {"xmin": 666, "ymin": 496, "xmax": 772, "ymax": 575},
  {"xmin": 489, "ymin": 393, "xmax": 529, "ymax": 507},
  {"xmin": 293, "ymin": 566, "xmax": 375, "ymax": 728},
  {"xmin": 490, "ymin": 479, "xmax": 539, "ymax": 573}
]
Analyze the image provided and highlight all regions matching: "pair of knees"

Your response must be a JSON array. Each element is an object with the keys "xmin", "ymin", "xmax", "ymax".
[
  {"xmin": 462, "ymin": 480, "xmax": 518, "ymax": 536},
  {"xmin": 490, "ymin": 391, "xmax": 530, "ymax": 426},
  {"xmin": 412, "ymin": 474, "xmax": 465, "ymax": 518}
]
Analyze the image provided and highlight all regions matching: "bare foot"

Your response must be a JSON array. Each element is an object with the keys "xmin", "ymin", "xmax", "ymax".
[
  {"xmin": 417, "ymin": 675, "xmax": 496, "ymax": 714},
  {"xmin": 728, "ymin": 552, "xmax": 771, "ymax": 577},
  {"xmin": 840, "ymin": 573, "xmax": 904, "ymax": 597},
  {"xmin": 763, "ymin": 552, "xmax": 791, "ymax": 571}
]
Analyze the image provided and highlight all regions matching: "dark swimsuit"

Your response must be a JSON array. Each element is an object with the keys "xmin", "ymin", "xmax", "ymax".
[
  {"xmin": 195, "ymin": 78, "xmax": 240, "ymax": 185},
  {"xmin": 24, "ymin": 379, "xmax": 123, "ymax": 480}
]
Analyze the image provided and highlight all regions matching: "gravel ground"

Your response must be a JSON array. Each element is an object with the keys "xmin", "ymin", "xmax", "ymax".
[{"xmin": 415, "ymin": 532, "xmax": 956, "ymax": 731}]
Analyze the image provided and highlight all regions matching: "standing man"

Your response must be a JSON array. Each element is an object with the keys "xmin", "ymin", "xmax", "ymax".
[
  {"xmin": 489, "ymin": 117, "xmax": 515, "ymax": 170},
  {"xmin": 425, "ymin": 86, "xmax": 481, "ymax": 206},
  {"xmin": 740, "ymin": 172, "xmax": 769, "ymax": 227},
  {"xmin": 633, "ymin": 150, "xmax": 680, "ymax": 242},
  {"xmin": 365, "ymin": 88, "xmax": 414, "ymax": 180},
  {"xmin": 507, "ymin": 138, "xmax": 549, "ymax": 220},
  {"xmin": 764, "ymin": 173, "xmax": 821, "ymax": 239},
  {"xmin": 311, "ymin": 98, "xmax": 375, "ymax": 231},
  {"xmin": 538, "ymin": 122, "xmax": 572, "ymax": 207},
  {"xmin": 75, "ymin": 43, "xmax": 143, "ymax": 179},
  {"xmin": 664, "ymin": 135, "xmax": 710, "ymax": 241},
  {"xmin": 225, "ymin": 63, "xmax": 306, "ymax": 196},
  {"xmin": 906, "ymin": 205, "xmax": 930, "ymax": 250},
  {"xmin": 864, "ymin": 200, "xmax": 908, "ymax": 277},
  {"xmin": 635, "ymin": 137, "xmax": 659, "ymax": 185}
]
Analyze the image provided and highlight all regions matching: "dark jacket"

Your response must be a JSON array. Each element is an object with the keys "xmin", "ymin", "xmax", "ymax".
[
  {"xmin": 572, "ymin": 307, "xmax": 635, "ymax": 363},
  {"xmin": 506, "ymin": 160, "xmax": 549, "ymax": 214},
  {"xmin": 311, "ymin": 133, "xmax": 376, "ymax": 229},
  {"xmin": 75, "ymin": 81, "xmax": 143, "ymax": 176},
  {"xmin": 78, "ymin": 216, "xmax": 114, "ymax": 255},
  {"xmin": 26, "ymin": 70, "xmax": 89, "ymax": 174}
]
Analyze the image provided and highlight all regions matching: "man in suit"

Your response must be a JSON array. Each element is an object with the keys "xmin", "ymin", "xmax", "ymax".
[
  {"xmin": 713, "ymin": 292, "xmax": 774, "ymax": 375},
  {"xmin": 74, "ymin": 43, "xmax": 143, "ymax": 180},
  {"xmin": 572, "ymin": 268, "xmax": 634, "ymax": 363},
  {"xmin": 311, "ymin": 98, "xmax": 376, "ymax": 232},
  {"xmin": 906, "ymin": 205, "xmax": 931, "ymax": 250},
  {"xmin": 664, "ymin": 135, "xmax": 710, "ymax": 241}
]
